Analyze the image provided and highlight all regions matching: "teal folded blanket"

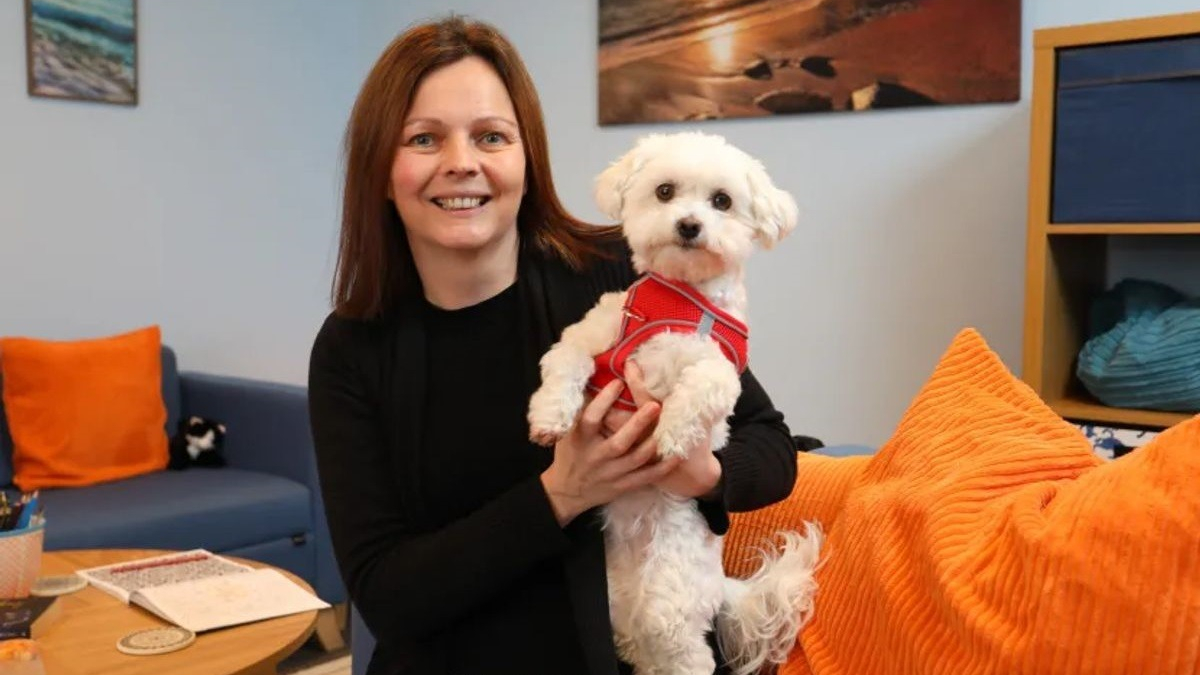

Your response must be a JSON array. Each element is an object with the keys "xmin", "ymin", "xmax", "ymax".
[{"xmin": 1077, "ymin": 278, "xmax": 1200, "ymax": 412}]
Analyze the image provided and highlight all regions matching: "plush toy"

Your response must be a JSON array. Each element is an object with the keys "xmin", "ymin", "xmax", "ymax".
[{"xmin": 167, "ymin": 416, "xmax": 227, "ymax": 470}]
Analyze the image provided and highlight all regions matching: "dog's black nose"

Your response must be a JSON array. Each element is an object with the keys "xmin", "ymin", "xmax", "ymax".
[{"xmin": 676, "ymin": 218, "xmax": 701, "ymax": 240}]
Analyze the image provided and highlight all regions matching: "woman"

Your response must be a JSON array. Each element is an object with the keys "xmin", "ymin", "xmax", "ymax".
[{"xmin": 308, "ymin": 15, "xmax": 798, "ymax": 675}]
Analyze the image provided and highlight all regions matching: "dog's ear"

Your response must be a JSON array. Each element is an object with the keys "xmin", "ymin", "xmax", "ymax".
[
  {"xmin": 594, "ymin": 138, "xmax": 654, "ymax": 221},
  {"xmin": 746, "ymin": 159, "xmax": 798, "ymax": 249}
]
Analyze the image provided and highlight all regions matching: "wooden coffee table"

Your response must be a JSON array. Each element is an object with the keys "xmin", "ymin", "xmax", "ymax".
[{"xmin": 35, "ymin": 549, "xmax": 319, "ymax": 675}]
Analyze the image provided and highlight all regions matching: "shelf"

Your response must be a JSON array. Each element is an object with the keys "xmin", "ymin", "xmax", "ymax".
[
  {"xmin": 1034, "ymin": 11, "xmax": 1200, "ymax": 49},
  {"xmin": 1049, "ymin": 396, "xmax": 1195, "ymax": 428},
  {"xmin": 1025, "ymin": 14, "xmax": 1200, "ymax": 436},
  {"xmin": 1046, "ymin": 223, "xmax": 1200, "ymax": 235}
]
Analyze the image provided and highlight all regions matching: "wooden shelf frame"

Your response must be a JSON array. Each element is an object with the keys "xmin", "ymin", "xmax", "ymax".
[
  {"xmin": 1047, "ymin": 223, "xmax": 1200, "ymax": 235},
  {"xmin": 1034, "ymin": 11, "xmax": 1200, "ymax": 49},
  {"xmin": 1049, "ymin": 397, "xmax": 1193, "ymax": 429},
  {"xmin": 1022, "ymin": 10, "xmax": 1200, "ymax": 429}
]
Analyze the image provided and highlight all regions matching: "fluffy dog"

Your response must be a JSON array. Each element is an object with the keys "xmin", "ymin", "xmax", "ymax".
[{"xmin": 528, "ymin": 131, "xmax": 822, "ymax": 675}]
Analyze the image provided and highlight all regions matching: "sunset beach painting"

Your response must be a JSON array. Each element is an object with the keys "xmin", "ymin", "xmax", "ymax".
[
  {"xmin": 25, "ymin": 0, "xmax": 137, "ymax": 105},
  {"xmin": 598, "ymin": 0, "xmax": 1020, "ymax": 125}
]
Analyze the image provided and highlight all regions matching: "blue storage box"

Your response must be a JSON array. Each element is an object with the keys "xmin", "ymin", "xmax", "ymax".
[{"xmin": 1052, "ymin": 35, "xmax": 1200, "ymax": 223}]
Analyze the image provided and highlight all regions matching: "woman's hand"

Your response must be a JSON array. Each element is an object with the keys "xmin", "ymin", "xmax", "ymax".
[
  {"xmin": 601, "ymin": 363, "xmax": 723, "ymax": 500},
  {"xmin": 655, "ymin": 437, "xmax": 722, "ymax": 500},
  {"xmin": 540, "ymin": 379, "xmax": 683, "ymax": 526}
]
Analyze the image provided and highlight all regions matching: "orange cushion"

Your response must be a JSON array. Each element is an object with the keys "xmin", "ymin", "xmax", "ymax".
[
  {"xmin": 1, "ymin": 326, "xmax": 168, "ymax": 491},
  {"xmin": 724, "ymin": 328, "xmax": 1200, "ymax": 675}
]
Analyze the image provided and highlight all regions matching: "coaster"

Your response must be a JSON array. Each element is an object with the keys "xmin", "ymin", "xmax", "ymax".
[
  {"xmin": 31, "ymin": 574, "xmax": 87, "ymax": 596},
  {"xmin": 116, "ymin": 627, "xmax": 196, "ymax": 656}
]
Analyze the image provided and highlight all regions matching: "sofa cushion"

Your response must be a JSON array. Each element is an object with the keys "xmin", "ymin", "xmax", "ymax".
[
  {"xmin": 0, "ymin": 345, "xmax": 181, "ymax": 489},
  {"xmin": 40, "ymin": 468, "xmax": 312, "ymax": 553},
  {"xmin": 726, "ymin": 328, "xmax": 1200, "ymax": 675},
  {"xmin": 0, "ymin": 394, "xmax": 11, "ymax": 488},
  {"xmin": 1, "ymin": 326, "xmax": 168, "ymax": 491}
]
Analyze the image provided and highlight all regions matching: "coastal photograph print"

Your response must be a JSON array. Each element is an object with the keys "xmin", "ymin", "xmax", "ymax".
[
  {"xmin": 25, "ymin": 0, "xmax": 138, "ymax": 105},
  {"xmin": 598, "ymin": 0, "xmax": 1021, "ymax": 125}
]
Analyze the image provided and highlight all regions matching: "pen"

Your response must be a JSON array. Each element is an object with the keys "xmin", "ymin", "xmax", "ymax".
[{"xmin": 15, "ymin": 495, "xmax": 36, "ymax": 530}]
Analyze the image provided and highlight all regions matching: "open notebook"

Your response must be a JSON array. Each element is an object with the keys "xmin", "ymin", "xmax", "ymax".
[{"xmin": 77, "ymin": 549, "xmax": 329, "ymax": 633}]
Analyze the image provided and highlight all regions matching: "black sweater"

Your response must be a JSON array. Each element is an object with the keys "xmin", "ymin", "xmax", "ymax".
[{"xmin": 308, "ymin": 241, "xmax": 797, "ymax": 675}]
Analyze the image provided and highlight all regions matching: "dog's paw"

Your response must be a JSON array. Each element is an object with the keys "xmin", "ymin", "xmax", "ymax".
[
  {"xmin": 529, "ymin": 426, "xmax": 565, "ymax": 447},
  {"xmin": 527, "ymin": 386, "xmax": 583, "ymax": 447}
]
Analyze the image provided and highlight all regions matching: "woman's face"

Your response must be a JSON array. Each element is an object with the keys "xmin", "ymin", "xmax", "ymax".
[{"xmin": 390, "ymin": 56, "xmax": 526, "ymax": 260}]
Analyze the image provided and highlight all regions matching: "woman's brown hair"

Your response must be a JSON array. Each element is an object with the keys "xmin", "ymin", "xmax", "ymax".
[{"xmin": 332, "ymin": 15, "xmax": 618, "ymax": 319}]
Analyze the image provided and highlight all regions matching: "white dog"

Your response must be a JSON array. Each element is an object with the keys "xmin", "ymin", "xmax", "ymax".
[{"xmin": 528, "ymin": 132, "xmax": 822, "ymax": 675}]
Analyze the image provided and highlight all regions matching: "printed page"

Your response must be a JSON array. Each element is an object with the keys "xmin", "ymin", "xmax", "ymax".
[
  {"xmin": 131, "ymin": 568, "xmax": 330, "ymax": 633},
  {"xmin": 77, "ymin": 550, "xmax": 253, "ymax": 603}
]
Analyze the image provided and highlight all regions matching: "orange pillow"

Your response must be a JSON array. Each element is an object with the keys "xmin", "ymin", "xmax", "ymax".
[
  {"xmin": 1, "ymin": 326, "xmax": 168, "ymax": 491},
  {"xmin": 725, "ymin": 328, "xmax": 1200, "ymax": 675}
]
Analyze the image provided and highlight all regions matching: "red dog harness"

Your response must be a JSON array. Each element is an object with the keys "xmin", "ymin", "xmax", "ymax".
[{"xmin": 587, "ymin": 273, "xmax": 749, "ymax": 411}]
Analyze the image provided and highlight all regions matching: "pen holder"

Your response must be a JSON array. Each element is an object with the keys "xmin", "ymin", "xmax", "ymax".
[{"xmin": 0, "ymin": 523, "xmax": 45, "ymax": 599}]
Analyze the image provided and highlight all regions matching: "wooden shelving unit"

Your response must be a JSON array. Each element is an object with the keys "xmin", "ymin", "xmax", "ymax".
[
  {"xmin": 1022, "ymin": 11, "xmax": 1200, "ymax": 429},
  {"xmin": 1047, "ymin": 396, "xmax": 1191, "ymax": 429},
  {"xmin": 1046, "ymin": 224, "xmax": 1200, "ymax": 236}
]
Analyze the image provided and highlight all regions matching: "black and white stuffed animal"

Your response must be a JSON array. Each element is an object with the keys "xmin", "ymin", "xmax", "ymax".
[{"xmin": 168, "ymin": 416, "xmax": 227, "ymax": 470}]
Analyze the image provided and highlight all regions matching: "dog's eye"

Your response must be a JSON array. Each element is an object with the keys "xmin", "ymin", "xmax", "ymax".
[
  {"xmin": 655, "ymin": 183, "xmax": 675, "ymax": 202},
  {"xmin": 711, "ymin": 191, "xmax": 732, "ymax": 211}
]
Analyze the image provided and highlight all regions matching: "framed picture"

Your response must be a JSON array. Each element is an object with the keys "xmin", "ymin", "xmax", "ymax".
[
  {"xmin": 598, "ymin": 0, "xmax": 1021, "ymax": 125},
  {"xmin": 25, "ymin": 0, "xmax": 138, "ymax": 106}
]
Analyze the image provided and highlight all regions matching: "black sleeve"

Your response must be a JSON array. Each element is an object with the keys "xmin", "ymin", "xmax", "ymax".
[
  {"xmin": 697, "ymin": 367, "xmax": 796, "ymax": 535},
  {"xmin": 588, "ymin": 238, "xmax": 638, "ymax": 291},
  {"xmin": 308, "ymin": 314, "xmax": 571, "ymax": 645}
]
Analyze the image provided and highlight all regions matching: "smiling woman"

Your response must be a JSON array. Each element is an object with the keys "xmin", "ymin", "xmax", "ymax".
[
  {"xmin": 388, "ymin": 56, "xmax": 528, "ymax": 309},
  {"xmin": 311, "ymin": 14, "xmax": 802, "ymax": 675},
  {"xmin": 331, "ymin": 16, "xmax": 615, "ymax": 321}
]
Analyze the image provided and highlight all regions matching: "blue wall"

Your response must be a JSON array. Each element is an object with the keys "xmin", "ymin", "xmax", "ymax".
[{"xmin": 3, "ymin": 1, "xmax": 1197, "ymax": 446}]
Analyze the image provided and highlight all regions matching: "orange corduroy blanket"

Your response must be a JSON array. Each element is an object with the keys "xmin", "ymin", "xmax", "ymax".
[{"xmin": 724, "ymin": 329, "xmax": 1200, "ymax": 675}]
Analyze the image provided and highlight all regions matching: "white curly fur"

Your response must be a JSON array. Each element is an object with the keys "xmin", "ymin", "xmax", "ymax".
[
  {"xmin": 718, "ymin": 526, "xmax": 823, "ymax": 675},
  {"xmin": 528, "ymin": 131, "xmax": 818, "ymax": 675}
]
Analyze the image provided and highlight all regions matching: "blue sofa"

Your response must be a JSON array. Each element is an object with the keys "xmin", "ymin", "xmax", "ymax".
[
  {"xmin": 347, "ymin": 443, "xmax": 875, "ymax": 675},
  {"xmin": 0, "ymin": 347, "xmax": 346, "ymax": 608}
]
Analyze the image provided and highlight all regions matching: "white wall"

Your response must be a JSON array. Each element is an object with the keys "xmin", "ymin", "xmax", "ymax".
[
  {"xmin": 360, "ymin": 0, "xmax": 1200, "ymax": 446},
  {"xmin": 0, "ymin": 1, "xmax": 360, "ymax": 383},
  {"xmin": 3, "ymin": 1, "xmax": 1196, "ymax": 447}
]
